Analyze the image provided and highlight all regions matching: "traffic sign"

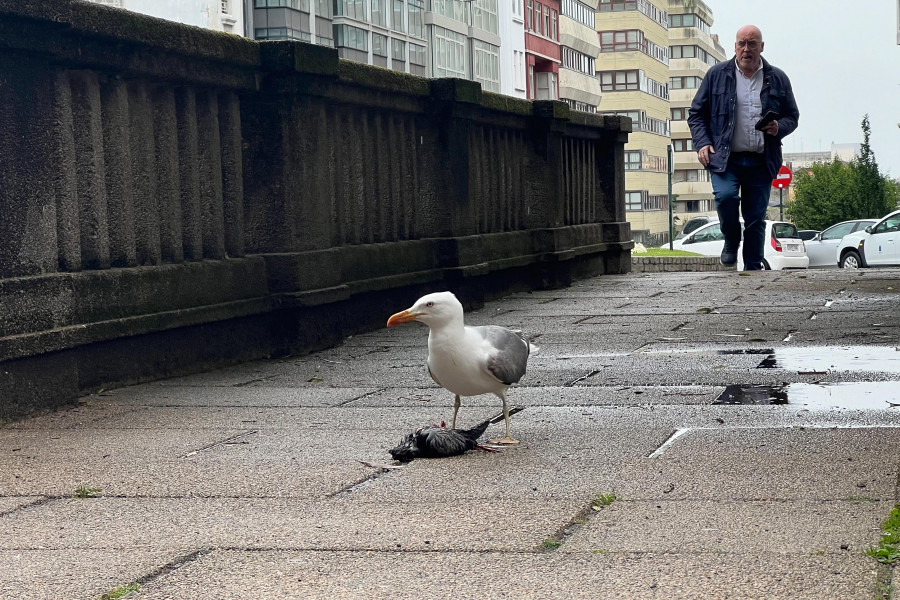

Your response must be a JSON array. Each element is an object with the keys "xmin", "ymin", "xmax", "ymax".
[{"xmin": 772, "ymin": 165, "xmax": 793, "ymax": 189}]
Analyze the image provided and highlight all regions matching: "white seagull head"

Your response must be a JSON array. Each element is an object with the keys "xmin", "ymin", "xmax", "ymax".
[{"xmin": 386, "ymin": 291, "xmax": 464, "ymax": 330}]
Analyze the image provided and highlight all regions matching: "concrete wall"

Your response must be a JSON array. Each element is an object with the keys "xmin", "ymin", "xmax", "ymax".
[{"xmin": 0, "ymin": 0, "xmax": 632, "ymax": 420}]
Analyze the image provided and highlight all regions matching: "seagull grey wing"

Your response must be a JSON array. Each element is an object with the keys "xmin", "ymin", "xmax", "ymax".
[
  {"xmin": 420, "ymin": 427, "xmax": 475, "ymax": 457},
  {"xmin": 479, "ymin": 325, "xmax": 529, "ymax": 384}
]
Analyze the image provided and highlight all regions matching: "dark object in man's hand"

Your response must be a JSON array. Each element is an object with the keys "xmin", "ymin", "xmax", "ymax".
[{"xmin": 755, "ymin": 110, "xmax": 779, "ymax": 131}]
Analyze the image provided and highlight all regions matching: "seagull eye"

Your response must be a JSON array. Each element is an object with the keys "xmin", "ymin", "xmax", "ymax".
[{"xmin": 426, "ymin": 302, "xmax": 434, "ymax": 307}]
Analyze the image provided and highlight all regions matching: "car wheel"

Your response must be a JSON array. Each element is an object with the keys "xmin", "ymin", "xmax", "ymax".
[
  {"xmin": 840, "ymin": 250, "xmax": 861, "ymax": 269},
  {"xmin": 762, "ymin": 259, "xmax": 771, "ymax": 270}
]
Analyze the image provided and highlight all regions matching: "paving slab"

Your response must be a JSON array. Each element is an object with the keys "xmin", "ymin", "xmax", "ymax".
[
  {"xmin": 0, "ymin": 496, "xmax": 582, "ymax": 552},
  {"xmin": 124, "ymin": 549, "xmax": 879, "ymax": 600},
  {"xmin": 561, "ymin": 499, "xmax": 886, "ymax": 554},
  {"xmin": 0, "ymin": 548, "xmax": 181, "ymax": 600}
]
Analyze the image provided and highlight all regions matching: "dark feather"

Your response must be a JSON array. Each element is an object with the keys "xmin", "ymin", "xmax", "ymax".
[{"xmin": 389, "ymin": 420, "xmax": 490, "ymax": 462}]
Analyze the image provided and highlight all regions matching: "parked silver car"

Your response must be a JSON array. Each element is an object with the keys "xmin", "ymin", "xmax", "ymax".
[{"xmin": 804, "ymin": 219, "xmax": 879, "ymax": 268}]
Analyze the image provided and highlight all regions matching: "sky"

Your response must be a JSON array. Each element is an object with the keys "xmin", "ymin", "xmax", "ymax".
[{"xmin": 706, "ymin": 0, "xmax": 900, "ymax": 178}]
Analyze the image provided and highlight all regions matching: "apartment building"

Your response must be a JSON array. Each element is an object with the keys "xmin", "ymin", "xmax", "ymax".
[
  {"xmin": 499, "ymin": 0, "xmax": 528, "ymax": 97},
  {"xmin": 84, "ymin": 0, "xmax": 244, "ymax": 34},
  {"xmin": 524, "ymin": 0, "xmax": 561, "ymax": 99},
  {"xmin": 558, "ymin": 0, "xmax": 601, "ymax": 111},
  {"xmin": 667, "ymin": 0, "xmax": 725, "ymax": 233},
  {"xmin": 250, "ymin": 0, "xmax": 502, "ymax": 85},
  {"xmin": 595, "ymin": 0, "xmax": 671, "ymax": 245}
]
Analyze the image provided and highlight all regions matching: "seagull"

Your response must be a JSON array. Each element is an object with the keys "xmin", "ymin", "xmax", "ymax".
[{"xmin": 386, "ymin": 291, "xmax": 532, "ymax": 445}]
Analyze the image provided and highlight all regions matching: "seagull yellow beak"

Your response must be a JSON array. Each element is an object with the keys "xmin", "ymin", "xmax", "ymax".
[{"xmin": 387, "ymin": 309, "xmax": 418, "ymax": 327}]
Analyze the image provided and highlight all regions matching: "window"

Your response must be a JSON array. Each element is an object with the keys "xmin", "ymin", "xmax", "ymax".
[
  {"xmin": 875, "ymin": 214, "xmax": 900, "ymax": 233},
  {"xmin": 512, "ymin": 0, "xmax": 523, "ymax": 20},
  {"xmin": 671, "ymin": 107, "xmax": 688, "ymax": 121},
  {"xmin": 392, "ymin": 38, "xmax": 406, "ymax": 60},
  {"xmin": 333, "ymin": 24, "xmax": 367, "ymax": 49},
  {"xmin": 565, "ymin": 99, "xmax": 597, "ymax": 113},
  {"xmin": 372, "ymin": 0, "xmax": 387, "ymax": 26},
  {"xmin": 669, "ymin": 76, "xmax": 703, "ymax": 90},
  {"xmin": 255, "ymin": 0, "xmax": 307, "ymax": 7},
  {"xmin": 534, "ymin": 2, "xmax": 543, "ymax": 34},
  {"xmin": 335, "ymin": 0, "xmax": 366, "ymax": 20},
  {"xmin": 599, "ymin": 0, "xmax": 668, "ymax": 28},
  {"xmin": 561, "ymin": 47, "xmax": 594, "ymax": 75},
  {"xmin": 316, "ymin": 0, "xmax": 332, "ymax": 17},
  {"xmin": 669, "ymin": 12, "xmax": 710, "ymax": 33},
  {"xmin": 409, "ymin": 0, "xmax": 425, "ymax": 37},
  {"xmin": 670, "ymin": 44, "xmax": 718, "ymax": 67},
  {"xmin": 392, "ymin": 0, "xmax": 404, "ymax": 31},
  {"xmin": 255, "ymin": 27, "xmax": 311, "ymax": 40},
  {"xmin": 535, "ymin": 71, "xmax": 557, "ymax": 100},
  {"xmin": 673, "ymin": 169, "xmax": 707, "ymax": 183},
  {"xmin": 513, "ymin": 49, "xmax": 526, "ymax": 91},
  {"xmin": 624, "ymin": 151, "xmax": 641, "ymax": 170},
  {"xmin": 550, "ymin": 9, "xmax": 557, "ymax": 40},
  {"xmin": 472, "ymin": 0, "xmax": 499, "ymax": 34},
  {"xmin": 600, "ymin": 110, "xmax": 668, "ymax": 136},
  {"xmin": 526, "ymin": 0, "xmax": 532, "ymax": 30},
  {"xmin": 821, "ymin": 222, "xmax": 856, "ymax": 241},
  {"xmin": 625, "ymin": 191, "xmax": 643, "ymax": 211},
  {"xmin": 645, "ymin": 194, "xmax": 667, "ymax": 211},
  {"xmin": 543, "ymin": 5, "xmax": 550, "ymax": 38},
  {"xmin": 561, "ymin": 0, "xmax": 593, "ymax": 28},
  {"xmin": 599, "ymin": 29, "xmax": 668, "ymax": 64},
  {"xmin": 672, "ymin": 138, "xmax": 694, "ymax": 152},
  {"xmin": 433, "ymin": 25, "xmax": 467, "ymax": 78},
  {"xmin": 686, "ymin": 223, "xmax": 724, "ymax": 243},
  {"xmin": 409, "ymin": 42, "xmax": 427, "ymax": 66},
  {"xmin": 473, "ymin": 40, "xmax": 500, "ymax": 92},
  {"xmin": 372, "ymin": 32, "xmax": 388, "ymax": 56},
  {"xmin": 599, "ymin": 70, "xmax": 638, "ymax": 92},
  {"xmin": 430, "ymin": 0, "xmax": 467, "ymax": 21},
  {"xmin": 599, "ymin": 0, "xmax": 636, "ymax": 10}
]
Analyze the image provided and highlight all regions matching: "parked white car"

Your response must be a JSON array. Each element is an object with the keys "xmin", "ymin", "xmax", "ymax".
[
  {"xmin": 836, "ymin": 209, "xmax": 900, "ymax": 269},
  {"xmin": 804, "ymin": 219, "xmax": 879, "ymax": 268},
  {"xmin": 665, "ymin": 219, "xmax": 809, "ymax": 270}
]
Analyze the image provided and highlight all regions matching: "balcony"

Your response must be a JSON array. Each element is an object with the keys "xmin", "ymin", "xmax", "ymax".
[{"xmin": 559, "ymin": 68, "xmax": 601, "ymax": 108}]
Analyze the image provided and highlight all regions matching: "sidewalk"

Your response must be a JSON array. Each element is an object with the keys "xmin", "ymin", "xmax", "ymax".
[{"xmin": 2, "ymin": 267, "xmax": 900, "ymax": 599}]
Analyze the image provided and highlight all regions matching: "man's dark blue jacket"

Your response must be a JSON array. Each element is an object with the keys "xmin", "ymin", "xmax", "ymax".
[{"xmin": 688, "ymin": 56, "xmax": 799, "ymax": 180}]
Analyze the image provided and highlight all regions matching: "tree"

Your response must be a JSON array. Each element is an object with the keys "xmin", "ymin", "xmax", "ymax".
[
  {"xmin": 786, "ymin": 115, "xmax": 898, "ymax": 229},
  {"xmin": 786, "ymin": 159, "xmax": 856, "ymax": 230},
  {"xmin": 852, "ymin": 115, "xmax": 893, "ymax": 218}
]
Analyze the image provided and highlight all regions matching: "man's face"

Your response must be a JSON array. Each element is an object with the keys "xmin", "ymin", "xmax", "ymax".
[{"xmin": 734, "ymin": 29, "xmax": 763, "ymax": 71}]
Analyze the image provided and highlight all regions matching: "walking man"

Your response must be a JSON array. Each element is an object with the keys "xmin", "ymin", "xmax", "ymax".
[{"xmin": 688, "ymin": 25, "xmax": 799, "ymax": 270}]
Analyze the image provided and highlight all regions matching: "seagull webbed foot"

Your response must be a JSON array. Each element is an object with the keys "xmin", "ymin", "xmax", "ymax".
[{"xmin": 489, "ymin": 436, "xmax": 520, "ymax": 445}]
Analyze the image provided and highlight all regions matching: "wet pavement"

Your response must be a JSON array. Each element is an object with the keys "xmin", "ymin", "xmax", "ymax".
[{"xmin": 1, "ymin": 267, "xmax": 900, "ymax": 599}]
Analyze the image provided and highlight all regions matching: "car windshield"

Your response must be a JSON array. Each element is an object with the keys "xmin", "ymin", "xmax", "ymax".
[
  {"xmin": 685, "ymin": 223, "xmax": 724, "ymax": 243},
  {"xmin": 821, "ymin": 222, "xmax": 856, "ymax": 241},
  {"xmin": 772, "ymin": 223, "xmax": 800, "ymax": 239}
]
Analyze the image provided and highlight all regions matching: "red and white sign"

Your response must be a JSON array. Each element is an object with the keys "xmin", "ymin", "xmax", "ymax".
[{"xmin": 772, "ymin": 165, "xmax": 793, "ymax": 189}]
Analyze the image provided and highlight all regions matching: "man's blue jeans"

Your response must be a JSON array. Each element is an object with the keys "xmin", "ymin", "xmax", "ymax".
[{"xmin": 711, "ymin": 152, "xmax": 771, "ymax": 270}]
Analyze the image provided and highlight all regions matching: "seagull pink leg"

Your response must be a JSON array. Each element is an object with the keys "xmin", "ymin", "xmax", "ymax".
[{"xmin": 451, "ymin": 394, "xmax": 461, "ymax": 429}]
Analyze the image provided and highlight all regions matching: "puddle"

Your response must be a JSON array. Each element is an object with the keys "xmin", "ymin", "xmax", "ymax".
[
  {"xmin": 715, "ymin": 382, "xmax": 900, "ymax": 410},
  {"xmin": 756, "ymin": 346, "xmax": 900, "ymax": 373}
]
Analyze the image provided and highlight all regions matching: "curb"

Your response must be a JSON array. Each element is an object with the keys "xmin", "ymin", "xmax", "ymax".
[{"xmin": 631, "ymin": 256, "xmax": 731, "ymax": 273}]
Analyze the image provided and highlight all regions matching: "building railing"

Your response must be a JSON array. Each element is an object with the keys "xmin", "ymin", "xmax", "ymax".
[{"xmin": 0, "ymin": 0, "xmax": 632, "ymax": 419}]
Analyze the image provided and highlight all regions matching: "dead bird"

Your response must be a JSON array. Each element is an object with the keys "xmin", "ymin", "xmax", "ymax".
[{"xmin": 389, "ymin": 419, "xmax": 498, "ymax": 462}]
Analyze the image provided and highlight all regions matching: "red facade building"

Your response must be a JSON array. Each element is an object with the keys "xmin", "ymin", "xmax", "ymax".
[{"xmin": 524, "ymin": 0, "xmax": 560, "ymax": 99}]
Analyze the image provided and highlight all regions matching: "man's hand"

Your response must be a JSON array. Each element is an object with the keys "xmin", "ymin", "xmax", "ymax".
[
  {"xmin": 697, "ymin": 144, "xmax": 715, "ymax": 167},
  {"xmin": 761, "ymin": 120, "xmax": 779, "ymax": 137}
]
